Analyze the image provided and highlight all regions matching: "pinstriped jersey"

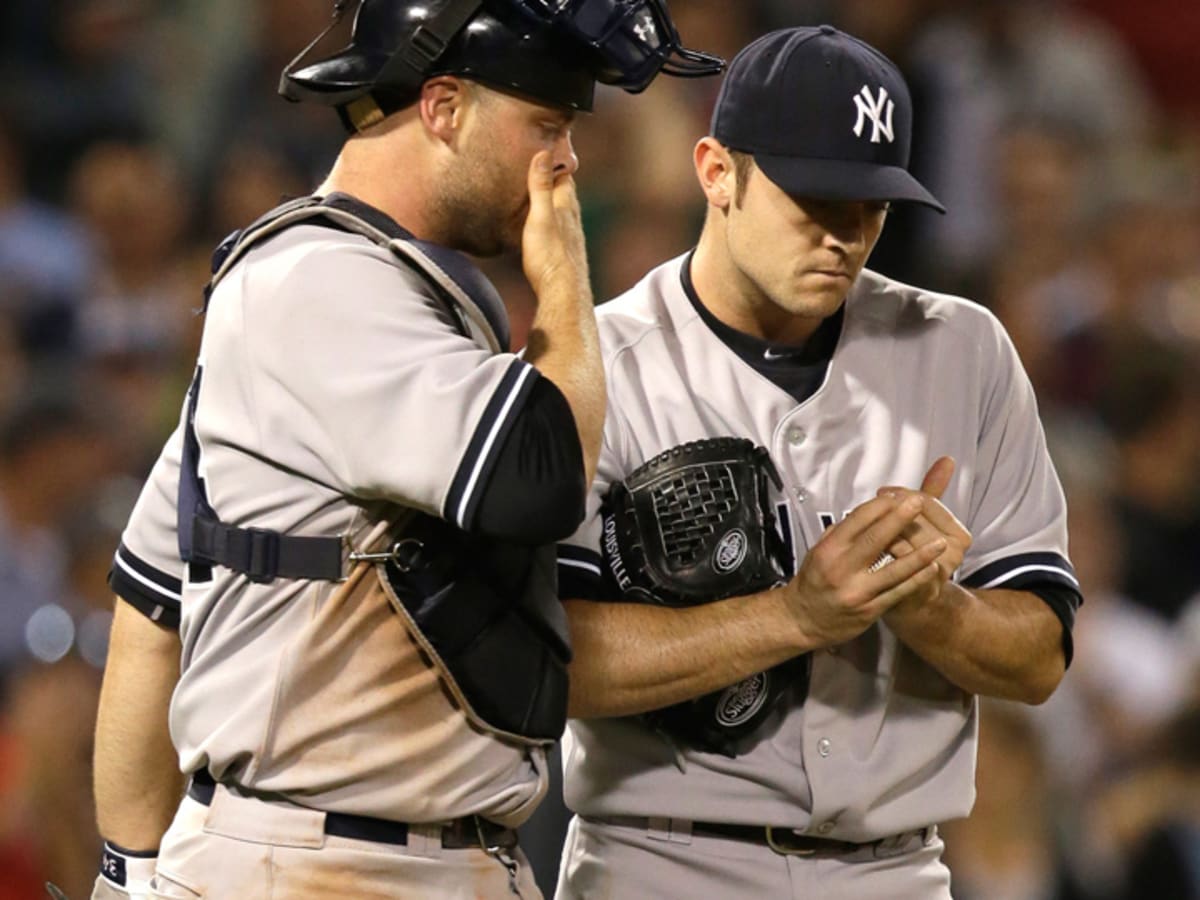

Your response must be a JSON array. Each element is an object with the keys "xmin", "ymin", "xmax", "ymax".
[
  {"xmin": 557, "ymin": 253, "xmax": 1078, "ymax": 841},
  {"xmin": 110, "ymin": 222, "xmax": 554, "ymax": 826}
]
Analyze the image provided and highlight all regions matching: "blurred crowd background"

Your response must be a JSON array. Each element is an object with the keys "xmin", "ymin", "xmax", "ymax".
[{"xmin": 0, "ymin": 0, "xmax": 1197, "ymax": 897}]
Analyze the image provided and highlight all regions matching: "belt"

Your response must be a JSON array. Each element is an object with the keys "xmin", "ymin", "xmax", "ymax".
[
  {"xmin": 601, "ymin": 816, "xmax": 933, "ymax": 858},
  {"xmin": 187, "ymin": 770, "xmax": 517, "ymax": 851}
]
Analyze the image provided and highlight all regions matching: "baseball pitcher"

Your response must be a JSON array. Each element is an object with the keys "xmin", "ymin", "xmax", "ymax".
[{"xmin": 555, "ymin": 26, "xmax": 1082, "ymax": 899}]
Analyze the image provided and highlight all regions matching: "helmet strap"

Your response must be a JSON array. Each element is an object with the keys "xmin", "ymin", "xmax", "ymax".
[
  {"xmin": 282, "ymin": 0, "xmax": 359, "ymax": 90},
  {"xmin": 374, "ymin": 0, "xmax": 484, "ymax": 89},
  {"xmin": 345, "ymin": 95, "xmax": 386, "ymax": 132}
]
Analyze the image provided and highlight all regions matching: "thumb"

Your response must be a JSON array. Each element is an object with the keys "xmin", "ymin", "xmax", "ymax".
[
  {"xmin": 920, "ymin": 456, "xmax": 956, "ymax": 499},
  {"xmin": 527, "ymin": 151, "xmax": 555, "ymax": 205}
]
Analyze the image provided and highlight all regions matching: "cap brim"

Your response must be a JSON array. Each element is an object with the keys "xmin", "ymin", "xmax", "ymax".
[{"xmin": 754, "ymin": 154, "xmax": 946, "ymax": 213}]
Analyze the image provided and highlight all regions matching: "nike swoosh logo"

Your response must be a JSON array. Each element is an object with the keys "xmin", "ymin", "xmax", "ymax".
[{"xmin": 763, "ymin": 349, "xmax": 796, "ymax": 361}]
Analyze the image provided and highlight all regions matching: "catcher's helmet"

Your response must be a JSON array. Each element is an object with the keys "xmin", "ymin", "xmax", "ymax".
[{"xmin": 281, "ymin": 0, "xmax": 723, "ymax": 124}]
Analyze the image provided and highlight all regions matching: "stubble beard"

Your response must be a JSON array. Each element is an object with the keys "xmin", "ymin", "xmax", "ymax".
[{"xmin": 432, "ymin": 150, "xmax": 524, "ymax": 258}]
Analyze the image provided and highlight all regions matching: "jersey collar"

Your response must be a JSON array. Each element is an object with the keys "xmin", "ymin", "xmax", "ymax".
[{"xmin": 680, "ymin": 250, "xmax": 844, "ymax": 368}]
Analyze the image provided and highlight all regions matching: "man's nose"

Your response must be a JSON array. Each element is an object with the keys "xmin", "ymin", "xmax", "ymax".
[{"xmin": 554, "ymin": 133, "xmax": 579, "ymax": 177}]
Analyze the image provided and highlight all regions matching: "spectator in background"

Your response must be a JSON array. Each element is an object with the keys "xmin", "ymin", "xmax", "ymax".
[
  {"xmin": 196, "ymin": 0, "xmax": 345, "ymax": 191},
  {"xmin": 592, "ymin": 200, "xmax": 697, "ymax": 301},
  {"xmin": 1098, "ymin": 346, "xmax": 1200, "ymax": 622},
  {"xmin": 0, "ymin": 656, "xmax": 103, "ymax": 900},
  {"xmin": 67, "ymin": 140, "xmax": 202, "ymax": 465},
  {"xmin": 1094, "ymin": 701, "xmax": 1200, "ymax": 900},
  {"xmin": 202, "ymin": 139, "xmax": 310, "ymax": 247},
  {"xmin": 1118, "ymin": 703, "xmax": 1200, "ymax": 900},
  {"xmin": 940, "ymin": 699, "xmax": 1089, "ymax": 900},
  {"xmin": 0, "ymin": 113, "xmax": 95, "ymax": 357},
  {"xmin": 907, "ymin": 0, "xmax": 1155, "ymax": 292},
  {"xmin": 0, "ymin": 0, "xmax": 155, "ymax": 203},
  {"xmin": 0, "ymin": 314, "xmax": 29, "ymax": 422},
  {"xmin": 68, "ymin": 141, "xmax": 194, "ymax": 361},
  {"xmin": 0, "ymin": 393, "xmax": 117, "ymax": 670},
  {"xmin": 986, "ymin": 118, "xmax": 1106, "ymax": 411}
]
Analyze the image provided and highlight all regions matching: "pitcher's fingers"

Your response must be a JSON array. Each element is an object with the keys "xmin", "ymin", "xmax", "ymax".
[
  {"xmin": 920, "ymin": 456, "xmax": 956, "ymax": 499},
  {"xmin": 825, "ymin": 494, "xmax": 911, "ymax": 548},
  {"xmin": 912, "ymin": 499, "xmax": 969, "ymax": 544},
  {"xmin": 852, "ymin": 494, "xmax": 927, "ymax": 567},
  {"xmin": 882, "ymin": 537, "xmax": 916, "ymax": 561},
  {"xmin": 877, "ymin": 487, "xmax": 969, "ymax": 547},
  {"xmin": 870, "ymin": 555, "xmax": 945, "ymax": 613},
  {"xmin": 867, "ymin": 536, "xmax": 945, "ymax": 587}
]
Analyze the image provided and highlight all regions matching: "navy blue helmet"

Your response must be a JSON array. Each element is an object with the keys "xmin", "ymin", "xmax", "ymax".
[{"xmin": 281, "ymin": 0, "xmax": 724, "ymax": 121}]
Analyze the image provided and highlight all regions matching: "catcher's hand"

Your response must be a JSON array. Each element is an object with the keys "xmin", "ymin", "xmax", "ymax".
[{"xmin": 600, "ymin": 437, "xmax": 804, "ymax": 757}]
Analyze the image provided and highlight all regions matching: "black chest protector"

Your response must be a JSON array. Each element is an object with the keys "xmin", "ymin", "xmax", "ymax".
[{"xmin": 178, "ymin": 194, "xmax": 571, "ymax": 744}]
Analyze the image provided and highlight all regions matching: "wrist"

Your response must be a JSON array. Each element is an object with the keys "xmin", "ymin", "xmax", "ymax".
[{"xmin": 99, "ymin": 842, "xmax": 158, "ymax": 895}]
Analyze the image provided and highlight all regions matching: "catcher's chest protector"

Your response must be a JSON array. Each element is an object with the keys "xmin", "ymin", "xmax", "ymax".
[{"xmin": 178, "ymin": 194, "xmax": 571, "ymax": 744}]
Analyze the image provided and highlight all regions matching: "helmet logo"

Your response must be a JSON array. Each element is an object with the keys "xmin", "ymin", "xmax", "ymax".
[
  {"xmin": 633, "ymin": 13, "xmax": 657, "ymax": 44},
  {"xmin": 713, "ymin": 529, "xmax": 748, "ymax": 574}
]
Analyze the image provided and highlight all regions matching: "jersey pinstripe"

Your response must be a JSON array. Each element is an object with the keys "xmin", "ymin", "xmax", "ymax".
[{"xmin": 557, "ymin": 253, "xmax": 1078, "ymax": 841}]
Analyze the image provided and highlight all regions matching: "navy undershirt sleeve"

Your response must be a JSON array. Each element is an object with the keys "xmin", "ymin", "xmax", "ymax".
[
  {"xmin": 472, "ymin": 377, "xmax": 587, "ymax": 545},
  {"xmin": 1025, "ymin": 582, "xmax": 1083, "ymax": 668}
]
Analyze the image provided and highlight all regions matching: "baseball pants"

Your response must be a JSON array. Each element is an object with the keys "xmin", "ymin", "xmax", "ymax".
[
  {"xmin": 554, "ymin": 815, "xmax": 952, "ymax": 900},
  {"xmin": 147, "ymin": 784, "xmax": 543, "ymax": 899}
]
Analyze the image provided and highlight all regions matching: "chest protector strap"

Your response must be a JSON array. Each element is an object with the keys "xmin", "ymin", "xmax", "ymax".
[
  {"xmin": 179, "ymin": 195, "xmax": 571, "ymax": 743},
  {"xmin": 180, "ymin": 194, "xmax": 509, "ymax": 581}
]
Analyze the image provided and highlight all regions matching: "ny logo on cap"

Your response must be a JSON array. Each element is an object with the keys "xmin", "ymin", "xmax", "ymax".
[{"xmin": 853, "ymin": 85, "xmax": 895, "ymax": 144}]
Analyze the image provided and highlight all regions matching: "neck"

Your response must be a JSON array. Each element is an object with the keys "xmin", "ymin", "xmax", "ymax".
[
  {"xmin": 317, "ymin": 114, "xmax": 438, "ymax": 241},
  {"xmin": 690, "ymin": 219, "xmax": 824, "ymax": 345}
]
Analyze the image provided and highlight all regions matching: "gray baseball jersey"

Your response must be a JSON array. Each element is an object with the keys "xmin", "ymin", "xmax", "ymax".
[
  {"xmin": 557, "ymin": 253, "xmax": 1079, "ymax": 842},
  {"xmin": 111, "ymin": 220, "xmax": 555, "ymax": 828}
]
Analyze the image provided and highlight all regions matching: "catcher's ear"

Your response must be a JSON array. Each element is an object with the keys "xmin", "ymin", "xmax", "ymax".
[
  {"xmin": 419, "ymin": 76, "xmax": 469, "ymax": 145},
  {"xmin": 695, "ymin": 137, "xmax": 735, "ymax": 211}
]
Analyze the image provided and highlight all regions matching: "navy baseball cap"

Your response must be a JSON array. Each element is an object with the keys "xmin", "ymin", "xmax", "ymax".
[{"xmin": 712, "ymin": 25, "xmax": 945, "ymax": 212}]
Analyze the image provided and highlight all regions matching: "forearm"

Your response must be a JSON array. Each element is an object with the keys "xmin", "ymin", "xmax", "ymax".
[
  {"xmin": 883, "ymin": 585, "xmax": 1065, "ymax": 704},
  {"xmin": 94, "ymin": 597, "xmax": 186, "ymax": 849},
  {"xmin": 565, "ymin": 591, "xmax": 806, "ymax": 719},
  {"xmin": 523, "ymin": 277, "xmax": 605, "ymax": 487}
]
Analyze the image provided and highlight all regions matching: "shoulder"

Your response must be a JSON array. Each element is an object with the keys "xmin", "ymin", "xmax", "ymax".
[
  {"xmin": 242, "ymin": 224, "xmax": 429, "ymax": 295},
  {"xmin": 851, "ymin": 269, "xmax": 1012, "ymax": 354},
  {"xmin": 595, "ymin": 253, "xmax": 695, "ymax": 357}
]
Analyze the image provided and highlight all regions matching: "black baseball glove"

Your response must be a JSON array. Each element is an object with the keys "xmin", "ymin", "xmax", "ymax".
[{"xmin": 600, "ymin": 437, "xmax": 807, "ymax": 757}]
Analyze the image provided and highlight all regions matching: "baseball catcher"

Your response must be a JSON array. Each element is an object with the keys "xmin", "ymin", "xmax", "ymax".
[{"xmin": 600, "ymin": 437, "xmax": 807, "ymax": 756}]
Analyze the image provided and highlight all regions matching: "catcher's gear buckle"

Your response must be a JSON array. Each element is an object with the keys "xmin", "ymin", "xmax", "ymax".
[
  {"xmin": 765, "ymin": 826, "xmax": 818, "ymax": 856},
  {"xmin": 349, "ymin": 538, "xmax": 427, "ymax": 572}
]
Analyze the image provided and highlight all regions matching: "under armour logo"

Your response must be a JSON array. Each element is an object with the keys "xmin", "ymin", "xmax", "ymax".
[
  {"xmin": 852, "ymin": 85, "xmax": 895, "ymax": 144},
  {"xmin": 633, "ymin": 13, "xmax": 657, "ymax": 43}
]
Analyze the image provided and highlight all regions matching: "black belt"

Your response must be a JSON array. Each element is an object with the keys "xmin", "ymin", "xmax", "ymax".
[
  {"xmin": 603, "ymin": 816, "xmax": 931, "ymax": 857},
  {"xmin": 188, "ymin": 771, "xmax": 517, "ymax": 850},
  {"xmin": 694, "ymin": 822, "xmax": 875, "ymax": 856}
]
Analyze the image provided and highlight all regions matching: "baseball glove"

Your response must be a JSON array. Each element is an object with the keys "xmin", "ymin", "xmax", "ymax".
[{"xmin": 600, "ymin": 437, "xmax": 806, "ymax": 756}]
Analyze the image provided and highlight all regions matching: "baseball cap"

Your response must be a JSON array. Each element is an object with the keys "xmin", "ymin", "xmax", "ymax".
[{"xmin": 711, "ymin": 25, "xmax": 945, "ymax": 212}]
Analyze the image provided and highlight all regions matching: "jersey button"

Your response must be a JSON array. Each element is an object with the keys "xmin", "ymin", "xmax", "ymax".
[
  {"xmin": 817, "ymin": 821, "xmax": 836, "ymax": 835},
  {"xmin": 786, "ymin": 427, "xmax": 806, "ymax": 446},
  {"xmin": 817, "ymin": 738, "xmax": 832, "ymax": 757},
  {"xmin": 795, "ymin": 488, "xmax": 808, "ymax": 503}
]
